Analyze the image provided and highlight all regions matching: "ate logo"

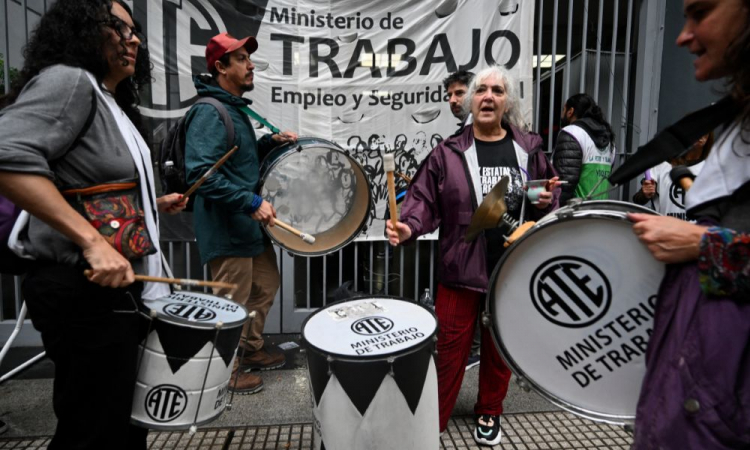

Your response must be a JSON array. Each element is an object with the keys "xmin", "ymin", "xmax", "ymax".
[
  {"xmin": 669, "ymin": 183, "xmax": 686, "ymax": 209},
  {"xmin": 164, "ymin": 303, "xmax": 216, "ymax": 322},
  {"xmin": 351, "ymin": 317, "xmax": 394, "ymax": 335},
  {"xmin": 145, "ymin": 384, "xmax": 188, "ymax": 422},
  {"xmin": 530, "ymin": 256, "xmax": 612, "ymax": 328}
]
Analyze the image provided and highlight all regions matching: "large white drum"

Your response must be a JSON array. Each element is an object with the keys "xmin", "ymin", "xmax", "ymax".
[
  {"xmin": 302, "ymin": 297, "xmax": 439, "ymax": 450},
  {"xmin": 131, "ymin": 292, "xmax": 247, "ymax": 430},
  {"xmin": 487, "ymin": 200, "xmax": 665, "ymax": 425}
]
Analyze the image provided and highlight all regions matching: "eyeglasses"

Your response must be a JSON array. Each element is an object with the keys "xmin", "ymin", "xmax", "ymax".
[{"xmin": 101, "ymin": 15, "xmax": 144, "ymax": 42}]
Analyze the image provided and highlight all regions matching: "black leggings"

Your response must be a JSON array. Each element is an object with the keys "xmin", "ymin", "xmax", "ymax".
[{"xmin": 23, "ymin": 264, "xmax": 148, "ymax": 450}]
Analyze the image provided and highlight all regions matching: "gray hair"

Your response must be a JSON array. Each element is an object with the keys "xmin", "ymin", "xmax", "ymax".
[{"xmin": 463, "ymin": 65, "xmax": 526, "ymax": 130}]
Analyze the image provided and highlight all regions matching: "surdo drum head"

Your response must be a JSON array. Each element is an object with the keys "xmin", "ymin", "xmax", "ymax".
[
  {"xmin": 302, "ymin": 297, "xmax": 439, "ymax": 450},
  {"xmin": 488, "ymin": 201, "xmax": 665, "ymax": 425},
  {"xmin": 131, "ymin": 292, "xmax": 247, "ymax": 430},
  {"xmin": 259, "ymin": 137, "xmax": 371, "ymax": 256}
]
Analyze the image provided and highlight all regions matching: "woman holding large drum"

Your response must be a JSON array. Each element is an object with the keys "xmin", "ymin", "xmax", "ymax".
[
  {"xmin": 0, "ymin": 0, "xmax": 186, "ymax": 448},
  {"xmin": 628, "ymin": 0, "xmax": 750, "ymax": 447},
  {"xmin": 387, "ymin": 65, "xmax": 560, "ymax": 446}
]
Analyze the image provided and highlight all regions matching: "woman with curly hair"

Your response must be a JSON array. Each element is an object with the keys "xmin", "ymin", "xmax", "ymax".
[
  {"xmin": 628, "ymin": 0, "xmax": 750, "ymax": 448},
  {"xmin": 0, "ymin": 0, "xmax": 186, "ymax": 447}
]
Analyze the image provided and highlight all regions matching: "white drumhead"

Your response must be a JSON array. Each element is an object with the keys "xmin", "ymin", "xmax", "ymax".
[
  {"xmin": 490, "ymin": 212, "xmax": 664, "ymax": 424},
  {"xmin": 303, "ymin": 298, "xmax": 437, "ymax": 358},
  {"xmin": 143, "ymin": 292, "xmax": 248, "ymax": 329}
]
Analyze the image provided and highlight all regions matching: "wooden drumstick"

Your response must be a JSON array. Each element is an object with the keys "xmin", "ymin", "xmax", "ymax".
[
  {"xmin": 183, "ymin": 145, "xmax": 239, "ymax": 198},
  {"xmin": 384, "ymin": 153, "xmax": 399, "ymax": 230},
  {"xmin": 669, "ymin": 166, "xmax": 694, "ymax": 192},
  {"xmin": 273, "ymin": 218, "xmax": 316, "ymax": 245},
  {"xmin": 83, "ymin": 270, "xmax": 238, "ymax": 290},
  {"xmin": 503, "ymin": 221, "xmax": 536, "ymax": 248}
]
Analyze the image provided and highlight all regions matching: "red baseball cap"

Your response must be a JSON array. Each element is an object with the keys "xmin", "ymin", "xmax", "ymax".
[{"xmin": 205, "ymin": 32, "xmax": 258, "ymax": 71}]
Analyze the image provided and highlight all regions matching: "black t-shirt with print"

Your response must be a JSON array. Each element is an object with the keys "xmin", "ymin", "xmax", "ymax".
[{"xmin": 475, "ymin": 134, "xmax": 525, "ymax": 274}]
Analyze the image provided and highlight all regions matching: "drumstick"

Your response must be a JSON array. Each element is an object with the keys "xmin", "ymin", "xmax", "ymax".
[
  {"xmin": 183, "ymin": 146, "xmax": 239, "ymax": 198},
  {"xmin": 273, "ymin": 219, "xmax": 316, "ymax": 245},
  {"xmin": 395, "ymin": 171, "xmax": 412, "ymax": 184},
  {"xmin": 83, "ymin": 270, "xmax": 238, "ymax": 290},
  {"xmin": 384, "ymin": 153, "xmax": 399, "ymax": 230}
]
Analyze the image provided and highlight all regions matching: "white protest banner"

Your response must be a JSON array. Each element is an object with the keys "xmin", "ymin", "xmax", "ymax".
[{"xmin": 131, "ymin": 0, "xmax": 535, "ymax": 240}]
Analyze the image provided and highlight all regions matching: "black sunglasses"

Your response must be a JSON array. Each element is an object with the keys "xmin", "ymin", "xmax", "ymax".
[{"xmin": 101, "ymin": 15, "xmax": 145, "ymax": 43}]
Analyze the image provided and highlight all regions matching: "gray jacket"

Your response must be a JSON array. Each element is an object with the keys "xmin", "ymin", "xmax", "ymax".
[{"xmin": 0, "ymin": 65, "xmax": 138, "ymax": 266}]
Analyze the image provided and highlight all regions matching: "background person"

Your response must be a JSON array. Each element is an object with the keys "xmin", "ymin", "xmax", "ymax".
[
  {"xmin": 552, "ymin": 93, "xmax": 616, "ymax": 205},
  {"xmin": 628, "ymin": 0, "xmax": 750, "ymax": 447},
  {"xmin": 387, "ymin": 65, "xmax": 560, "ymax": 447},
  {"xmin": 632, "ymin": 132, "xmax": 713, "ymax": 220},
  {"xmin": 443, "ymin": 70, "xmax": 475, "ymax": 126},
  {"xmin": 0, "ymin": 0, "xmax": 186, "ymax": 448}
]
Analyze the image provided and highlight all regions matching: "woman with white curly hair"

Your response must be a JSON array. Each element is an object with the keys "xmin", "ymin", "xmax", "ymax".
[{"xmin": 387, "ymin": 65, "xmax": 560, "ymax": 446}]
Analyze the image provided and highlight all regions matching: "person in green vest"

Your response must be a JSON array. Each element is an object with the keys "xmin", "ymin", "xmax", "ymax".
[{"xmin": 552, "ymin": 94, "xmax": 616, "ymax": 205}]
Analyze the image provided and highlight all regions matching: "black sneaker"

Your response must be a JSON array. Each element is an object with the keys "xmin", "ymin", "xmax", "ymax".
[
  {"xmin": 473, "ymin": 414, "xmax": 501, "ymax": 446},
  {"xmin": 465, "ymin": 354, "xmax": 480, "ymax": 371}
]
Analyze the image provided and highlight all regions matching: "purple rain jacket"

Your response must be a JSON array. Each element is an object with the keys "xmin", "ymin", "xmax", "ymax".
[{"xmin": 399, "ymin": 123, "xmax": 559, "ymax": 293}]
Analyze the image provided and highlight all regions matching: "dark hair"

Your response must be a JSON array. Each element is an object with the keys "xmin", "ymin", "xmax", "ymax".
[
  {"xmin": 564, "ymin": 93, "xmax": 615, "ymax": 144},
  {"xmin": 724, "ymin": 0, "xmax": 750, "ymax": 136},
  {"xmin": 0, "ymin": 0, "xmax": 151, "ymax": 134},
  {"xmin": 209, "ymin": 53, "xmax": 232, "ymax": 78},
  {"xmin": 442, "ymin": 70, "xmax": 474, "ymax": 91}
]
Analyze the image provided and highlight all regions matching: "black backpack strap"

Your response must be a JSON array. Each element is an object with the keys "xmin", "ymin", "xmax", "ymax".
[
  {"xmin": 194, "ymin": 97, "xmax": 235, "ymax": 149},
  {"xmin": 610, "ymin": 96, "xmax": 739, "ymax": 186}
]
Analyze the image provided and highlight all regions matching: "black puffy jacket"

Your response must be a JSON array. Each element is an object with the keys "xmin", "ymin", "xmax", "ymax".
[{"xmin": 552, "ymin": 117, "xmax": 612, "ymax": 205}]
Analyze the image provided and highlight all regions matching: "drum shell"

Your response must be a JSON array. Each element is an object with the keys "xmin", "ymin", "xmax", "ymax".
[
  {"xmin": 137, "ymin": 340, "xmax": 235, "ymax": 389},
  {"xmin": 487, "ymin": 200, "xmax": 665, "ymax": 425},
  {"xmin": 302, "ymin": 297, "xmax": 439, "ymax": 450},
  {"xmin": 259, "ymin": 137, "xmax": 371, "ymax": 256},
  {"xmin": 131, "ymin": 380, "xmax": 230, "ymax": 430},
  {"xmin": 131, "ymin": 293, "xmax": 247, "ymax": 430}
]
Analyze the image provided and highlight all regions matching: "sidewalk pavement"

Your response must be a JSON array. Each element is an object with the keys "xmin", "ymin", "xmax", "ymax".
[{"xmin": 0, "ymin": 335, "xmax": 633, "ymax": 449}]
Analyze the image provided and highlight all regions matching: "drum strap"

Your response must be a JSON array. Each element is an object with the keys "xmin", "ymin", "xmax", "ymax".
[
  {"xmin": 239, "ymin": 105, "xmax": 281, "ymax": 134},
  {"xmin": 609, "ymin": 96, "xmax": 739, "ymax": 186}
]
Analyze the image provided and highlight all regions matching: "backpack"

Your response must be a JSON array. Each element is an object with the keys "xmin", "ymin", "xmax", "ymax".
[
  {"xmin": 159, "ymin": 97, "xmax": 235, "ymax": 211},
  {"xmin": 0, "ymin": 91, "xmax": 97, "ymax": 275}
]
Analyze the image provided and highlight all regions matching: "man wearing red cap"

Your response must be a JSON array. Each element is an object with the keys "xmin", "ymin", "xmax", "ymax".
[{"xmin": 185, "ymin": 32, "xmax": 298, "ymax": 394}]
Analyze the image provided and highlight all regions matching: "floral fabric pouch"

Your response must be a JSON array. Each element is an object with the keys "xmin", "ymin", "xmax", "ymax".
[{"xmin": 62, "ymin": 180, "xmax": 156, "ymax": 260}]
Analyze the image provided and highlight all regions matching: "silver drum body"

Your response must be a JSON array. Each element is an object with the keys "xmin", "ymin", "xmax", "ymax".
[
  {"xmin": 131, "ymin": 292, "xmax": 247, "ymax": 430},
  {"xmin": 259, "ymin": 137, "xmax": 371, "ymax": 256},
  {"xmin": 486, "ymin": 200, "xmax": 665, "ymax": 425},
  {"xmin": 302, "ymin": 297, "xmax": 439, "ymax": 450}
]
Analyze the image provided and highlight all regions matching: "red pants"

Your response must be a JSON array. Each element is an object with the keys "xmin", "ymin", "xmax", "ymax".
[{"xmin": 436, "ymin": 283, "xmax": 512, "ymax": 431}]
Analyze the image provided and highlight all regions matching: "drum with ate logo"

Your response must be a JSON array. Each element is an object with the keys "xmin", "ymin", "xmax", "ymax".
[
  {"xmin": 130, "ymin": 292, "xmax": 248, "ymax": 430},
  {"xmin": 258, "ymin": 137, "xmax": 371, "ymax": 256},
  {"xmin": 302, "ymin": 297, "xmax": 439, "ymax": 450},
  {"xmin": 486, "ymin": 200, "xmax": 665, "ymax": 425}
]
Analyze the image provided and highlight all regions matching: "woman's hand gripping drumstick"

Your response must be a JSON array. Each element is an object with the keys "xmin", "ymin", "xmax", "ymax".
[
  {"xmin": 84, "ymin": 270, "xmax": 239, "ymax": 291},
  {"xmin": 273, "ymin": 219, "xmax": 316, "ymax": 245},
  {"xmin": 182, "ymin": 145, "xmax": 239, "ymax": 199}
]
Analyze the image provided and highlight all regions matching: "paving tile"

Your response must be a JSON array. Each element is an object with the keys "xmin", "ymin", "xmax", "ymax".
[{"xmin": 0, "ymin": 411, "xmax": 634, "ymax": 449}]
